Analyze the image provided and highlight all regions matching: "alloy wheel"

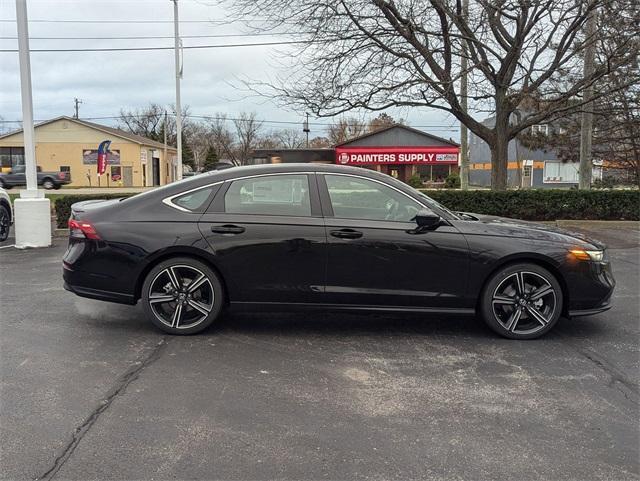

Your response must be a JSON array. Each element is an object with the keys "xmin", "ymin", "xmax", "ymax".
[
  {"xmin": 147, "ymin": 264, "xmax": 214, "ymax": 330},
  {"xmin": 491, "ymin": 271, "xmax": 557, "ymax": 335}
]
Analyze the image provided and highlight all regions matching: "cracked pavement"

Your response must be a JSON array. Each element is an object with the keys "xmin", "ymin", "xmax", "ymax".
[{"xmin": 0, "ymin": 223, "xmax": 638, "ymax": 480}]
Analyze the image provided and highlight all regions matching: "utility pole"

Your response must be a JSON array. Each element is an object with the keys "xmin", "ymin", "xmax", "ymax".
[
  {"xmin": 303, "ymin": 113, "xmax": 310, "ymax": 148},
  {"xmin": 73, "ymin": 97, "xmax": 82, "ymax": 119},
  {"xmin": 459, "ymin": 0, "xmax": 470, "ymax": 190},
  {"xmin": 14, "ymin": 0, "xmax": 51, "ymax": 248},
  {"xmin": 579, "ymin": 6, "xmax": 597, "ymax": 190},
  {"xmin": 164, "ymin": 110, "xmax": 168, "ymax": 182},
  {"xmin": 172, "ymin": 0, "xmax": 183, "ymax": 181}
]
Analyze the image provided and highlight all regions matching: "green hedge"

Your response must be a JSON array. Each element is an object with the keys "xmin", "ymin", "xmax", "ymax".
[
  {"xmin": 51, "ymin": 189, "xmax": 639, "ymax": 229},
  {"xmin": 54, "ymin": 194, "xmax": 134, "ymax": 228},
  {"xmin": 423, "ymin": 189, "xmax": 640, "ymax": 221}
]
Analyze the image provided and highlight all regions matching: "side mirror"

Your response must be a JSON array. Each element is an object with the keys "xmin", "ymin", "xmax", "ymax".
[{"xmin": 413, "ymin": 210, "xmax": 441, "ymax": 229}]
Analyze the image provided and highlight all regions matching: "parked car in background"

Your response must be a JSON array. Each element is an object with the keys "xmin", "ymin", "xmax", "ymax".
[
  {"xmin": 63, "ymin": 164, "xmax": 615, "ymax": 339},
  {"xmin": 0, "ymin": 187, "xmax": 12, "ymax": 242},
  {"xmin": 0, "ymin": 165, "xmax": 71, "ymax": 190}
]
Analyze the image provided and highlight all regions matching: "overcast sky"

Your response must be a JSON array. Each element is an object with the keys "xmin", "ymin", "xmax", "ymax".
[{"xmin": 0, "ymin": 0, "xmax": 460, "ymax": 140}]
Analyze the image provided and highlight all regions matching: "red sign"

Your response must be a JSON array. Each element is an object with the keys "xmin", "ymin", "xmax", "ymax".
[{"xmin": 336, "ymin": 146, "xmax": 459, "ymax": 165}]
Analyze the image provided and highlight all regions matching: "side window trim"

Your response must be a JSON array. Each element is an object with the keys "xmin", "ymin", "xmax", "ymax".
[
  {"xmin": 318, "ymin": 172, "xmax": 429, "ymax": 221},
  {"xmin": 162, "ymin": 181, "xmax": 223, "ymax": 213}
]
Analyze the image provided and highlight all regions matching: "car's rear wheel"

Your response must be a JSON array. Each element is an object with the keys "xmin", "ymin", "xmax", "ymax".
[
  {"xmin": 42, "ymin": 178, "xmax": 55, "ymax": 190},
  {"xmin": 480, "ymin": 263, "xmax": 563, "ymax": 339},
  {"xmin": 0, "ymin": 204, "xmax": 10, "ymax": 242},
  {"xmin": 141, "ymin": 257, "xmax": 223, "ymax": 335}
]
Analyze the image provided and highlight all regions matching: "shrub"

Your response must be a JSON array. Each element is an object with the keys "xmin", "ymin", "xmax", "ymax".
[
  {"xmin": 406, "ymin": 174, "xmax": 424, "ymax": 188},
  {"xmin": 54, "ymin": 194, "xmax": 135, "ymax": 228},
  {"xmin": 50, "ymin": 188, "xmax": 640, "ymax": 228},
  {"xmin": 444, "ymin": 173, "xmax": 461, "ymax": 189},
  {"xmin": 420, "ymin": 189, "xmax": 640, "ymax": 221}
]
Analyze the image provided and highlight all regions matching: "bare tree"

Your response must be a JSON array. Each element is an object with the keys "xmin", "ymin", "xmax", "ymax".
[
  {"xmin": 233, "ymin": 0, "xmax": 638, "ymax": 189},
  {"xmin": 327, "ymin": 117, "xmax": 368, "ymax": 145},
  {"xmin": 118, "ymin": 103, "xmax": 190, "ymax": 147},
  {"xmin": 233, "ymin": 112, "xmax": 263, "ymax": 164},
  {"xmin": 205, "ymin": 114, "xmax": 238, "ymax": 163},
  {"xmin": 274, "ymin": 128, "xmax": 306, "ymax": 148},
  {"xmin": 186, "ymin": 122, "xmax": 211, "ymax": 171},
  {"xmin": 368, "ymin": 112, "xmax": 401, "ymax": 132},
  {"xmin": 309, "ymin": 136, "xmax": 331, "ymax": 147}
]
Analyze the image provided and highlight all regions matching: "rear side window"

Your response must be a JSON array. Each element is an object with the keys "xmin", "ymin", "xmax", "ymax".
[
  {"xmin": 224, "ymin": 175, "xmax": 311, "ymax": 216},
  {"xmin": 172, "ymin": 187, "xmax": 214, "ymax": 212}
]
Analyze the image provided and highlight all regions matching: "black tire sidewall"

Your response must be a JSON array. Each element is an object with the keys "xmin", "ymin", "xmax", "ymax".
[
  {"xmin": 0, "ymin": 205, "xmax": 9, "ymax": 242},
  {"xmin": 141, "ymin": 257, "xmax": 224, "ymax": 335},
  {"xmin": 480, "ymin": 263, "xmax": 563, "ymax": 340}
]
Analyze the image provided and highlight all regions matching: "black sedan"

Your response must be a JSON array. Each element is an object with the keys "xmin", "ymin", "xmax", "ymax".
[{"xmin": 63, "ymin": 164, "xmax": 615, "ymax": 339}]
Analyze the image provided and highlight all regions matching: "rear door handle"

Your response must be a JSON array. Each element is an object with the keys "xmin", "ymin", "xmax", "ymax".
[
  {"xmin": 211, "ymin": 224, "xmax": 245, "ymax": 235},
  {"xmin": 330, "ymin": 228, "xmax": 363, "ymax": 239}
]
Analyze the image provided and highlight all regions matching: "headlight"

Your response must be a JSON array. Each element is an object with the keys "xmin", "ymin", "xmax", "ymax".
[{"xmin": 569, "ymin": 249, "xmax": 604, "ymax": 262}]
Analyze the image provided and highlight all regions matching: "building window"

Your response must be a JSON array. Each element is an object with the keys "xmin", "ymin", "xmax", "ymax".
[
  {"xmin": 0, "ymin": 147, "xmax": 25, "ymax": 169},
  {"xmin": 60, "ymin": 166, "xmax": 70, "ymax": 173},
  {"xmin": 531, "ymin": 124, "xmax": 549, "ymax": 136},
  {"xmin": 543, "ymin": 161, "xmax": 579, "ymax": 183},
  {"xmin": 110, "ymin": 166, "xmax": 122, "ymax": 182}
]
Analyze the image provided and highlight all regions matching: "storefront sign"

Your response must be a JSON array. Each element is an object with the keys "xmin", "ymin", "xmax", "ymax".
[
  {"xmin": 336, "ymin": 147, "xmax": 459, "ymax": 165},
  {"xmin": 83, "ymin": 148, "xmax": 120, "ymax": 165}
]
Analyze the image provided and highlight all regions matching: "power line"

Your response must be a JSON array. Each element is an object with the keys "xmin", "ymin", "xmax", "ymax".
[
  {"xmin": 0, "ymin": 32, "xmax": 299, "ymax": 41},
  {"xmin": 0, "ymin": 18, "xmax": 286, "ymax": 24},
  {"xmin": 0, "ymin": 40, "xmax": 308, "ymax": 53},
  {"xmin": 0, "ymin": 115, "xmax": 460, "ymax": 131}
]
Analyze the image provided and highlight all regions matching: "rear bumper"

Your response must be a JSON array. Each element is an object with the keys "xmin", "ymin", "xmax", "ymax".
[
  {"xmin": 568, "ymin": 300, "xmax": 613, "ymax": 317},
  {"xmin": 63, "ymin": 281, "xmax": 136, "ymax": 305}
]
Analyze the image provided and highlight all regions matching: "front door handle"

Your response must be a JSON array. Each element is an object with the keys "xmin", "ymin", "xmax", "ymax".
[
  {"xmin": 330, "ymin": 228, "xmax": 363, "ymax": 239},
  {"xmin": 211, "ymin": 224, "xmax": 245, "ymax": 235}
]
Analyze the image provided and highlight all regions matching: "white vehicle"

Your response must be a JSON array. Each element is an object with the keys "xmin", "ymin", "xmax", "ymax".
[{"xmin": 0, "ymin": 187, "xmax": 13, "ymax": 242}]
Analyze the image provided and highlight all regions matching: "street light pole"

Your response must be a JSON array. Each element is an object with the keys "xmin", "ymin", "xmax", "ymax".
[
  {"xmin": 14, "ymin": 0, "xmax": 51, "ymax": 248},
  {"xmin": 172, "ymin": 0, "xmax": 183, "ymax": 181}
]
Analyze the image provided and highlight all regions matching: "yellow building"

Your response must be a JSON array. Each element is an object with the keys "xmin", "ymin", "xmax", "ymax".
[{"xmin": 0, "ymin": 116, "xmax": 177, "ymax": 187}]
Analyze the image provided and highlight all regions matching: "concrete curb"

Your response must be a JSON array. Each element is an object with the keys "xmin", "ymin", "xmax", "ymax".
[{"xmin": 555, "ymin": 220, "xmax": 639, "ymax": 228}]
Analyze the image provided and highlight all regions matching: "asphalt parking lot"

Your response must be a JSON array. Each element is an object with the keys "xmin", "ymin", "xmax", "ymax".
[{"xmin": 1, "ymin": 223, "xmax": 638, "ymax": 481}]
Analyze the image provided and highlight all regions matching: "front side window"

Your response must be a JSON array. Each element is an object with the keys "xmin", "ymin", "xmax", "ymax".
[
  {"xmin": 325, "ymin": 174, "xmax": 423, "ymax": 222},
  {"xmin": 225, "ymin": 174, "xmax": 311, "ymax": 216}
]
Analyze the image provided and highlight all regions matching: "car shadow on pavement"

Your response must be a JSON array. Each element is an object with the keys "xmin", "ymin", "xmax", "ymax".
[{"xmin": 72, "ymin": 297, "xmax": 612, "ymax": 342}]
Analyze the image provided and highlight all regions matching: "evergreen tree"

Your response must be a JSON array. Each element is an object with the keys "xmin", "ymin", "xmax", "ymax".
[{"xmin": 203, "ymin": 148, "xmax": 219, "ymax": 172}]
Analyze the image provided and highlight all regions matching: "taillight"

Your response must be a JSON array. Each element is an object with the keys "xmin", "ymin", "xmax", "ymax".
[
  {"xmin": 68, "ymin": 218, "xmax": 100, "ymax": 240},
  {"xmin": 57, "ymin": 172, "xmax": 66, "ymax": 180}
]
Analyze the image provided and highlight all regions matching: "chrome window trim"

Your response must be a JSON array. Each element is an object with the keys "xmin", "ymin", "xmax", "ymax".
[
  {"xmin": 319, "ymin": 172, "xmax": 430, "ymax": 212},
  {"xmin": 162, "ymin": 181, "xmax": 224, "ymax": 213},
  {"xmin": 223, "ymin": 171, "xmax": 316, "ymax": 183}
]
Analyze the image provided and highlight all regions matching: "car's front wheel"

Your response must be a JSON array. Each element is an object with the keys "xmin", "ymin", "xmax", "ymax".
[
  {"xmin": 480, "ymin": 263, "xmax": 563, "ymax": 339},
  {"xmin": 141, "ymin": 257, "xmax": 224, "ymax": 335}
]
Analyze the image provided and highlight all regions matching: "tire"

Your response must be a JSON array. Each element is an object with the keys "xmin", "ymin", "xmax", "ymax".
[
  {"xmin": 141, "ymin": 257, "xmax": 224, "ymax": 335},
  {"xmin": 53, "ymin": 183, "xmax": 62, "ymax": 190},
  {"xmin": 42, "ymin": 178, "xmax": 55, "ymax": 190},
  {"xmin": 0, "ymin": 180, "xmax": 11, "ymax": 190},
  {"xmin": 480, "ymin": 263, "xmax": 563, "ymax": 340},
  {"xmin": 0, "ymin": 204, "xmax": 10, "ymax": 242}
]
